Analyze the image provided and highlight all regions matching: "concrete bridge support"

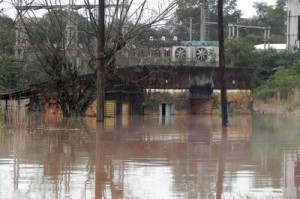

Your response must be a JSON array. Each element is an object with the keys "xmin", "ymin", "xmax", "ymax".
[{"xmin": 189, "ymin": 70, "xmax": 214, "ymax": 115}]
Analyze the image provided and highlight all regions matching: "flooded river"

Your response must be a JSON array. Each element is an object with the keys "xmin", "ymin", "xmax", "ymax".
[{"xmin": 1, "ymin": 108, "xmax": 300, "ymax": 198}]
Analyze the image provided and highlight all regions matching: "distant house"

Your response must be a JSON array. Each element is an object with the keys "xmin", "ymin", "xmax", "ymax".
[
  {"xmin": 254, "ymin": 44, "xmax": 287, "ymax": 52},
  {"xmin": 287, "ymin": 0, "xmax": 300, "ymax": 51}
]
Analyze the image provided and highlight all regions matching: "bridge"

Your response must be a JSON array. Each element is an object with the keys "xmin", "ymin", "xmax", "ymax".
[
  {"xmin": 115, "ymin": 65, "xmax": 252, "ymax": 90},
  {"xmin": 1, "ymin": 65, "xmax": 253, "ymax": 116}
]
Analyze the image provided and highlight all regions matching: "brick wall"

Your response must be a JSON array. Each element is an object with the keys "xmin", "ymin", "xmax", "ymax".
[{"xmin": 190, "ymin": 98, "xmax": 214, "ymax": 115}]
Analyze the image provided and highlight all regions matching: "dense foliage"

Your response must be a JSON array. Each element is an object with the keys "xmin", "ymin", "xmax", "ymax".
[
  {"xmin": 254, "ymin": 61, "xmax": 300, "ymax": 100},
  {"xmin": 0, "ymin": 56, "xmax": 16, "ymax": 92},
  {"xmin": 253, "ymin": 49, "xmax": 299, "ymax": 86},
  {"xmin": 0, "ymin": 15, "xmax": 15, "ymax": 55},
  {"xmin": 0, "ymin": 55, "xmax": 48, "ymax": 92},
  {"xmin": 237, "ymin": 0, "xmax": 287, "ymax": 44},
  {"xmin": 0, "ymin": 14, "xmax": 45, "ymax": 93},
  {"xmin": 225, "ymin": 39, "xmax": 255, "ymax": 68},
  {"xmin": 223, "ymin": 39, "xmax": 300, "ymax": 89}
]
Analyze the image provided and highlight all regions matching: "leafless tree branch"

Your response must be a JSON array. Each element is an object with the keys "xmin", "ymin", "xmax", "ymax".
[{"xmin": 9, "ymin": 0, "xmax": 178, "ymax": 116}]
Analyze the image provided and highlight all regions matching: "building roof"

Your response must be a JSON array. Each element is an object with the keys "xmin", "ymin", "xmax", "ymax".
[{"xmin": 254, "ymin": 44, "xmax": 286, "ymax": 51}]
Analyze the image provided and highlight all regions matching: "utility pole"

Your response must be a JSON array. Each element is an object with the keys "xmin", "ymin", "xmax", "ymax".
[
  {"xmin": 189, "ymin": 18, "xmax": 193, "ymax": 41},
  {"xmin": 218, "ymin": 0, "xmax": 228, "ymax": 126},
  {"xmin": 200, "ymin": 4, "xmax": 207, "ymax": 41},
  {"xmin": 96, "ymin": 0, "xmax": 105, "ymax": 122}
]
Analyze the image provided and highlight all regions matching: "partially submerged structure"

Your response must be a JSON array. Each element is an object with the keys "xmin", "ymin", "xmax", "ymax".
[{"xmin": 1, "ymin": 65, "xmax": 253, "ymax": 117}]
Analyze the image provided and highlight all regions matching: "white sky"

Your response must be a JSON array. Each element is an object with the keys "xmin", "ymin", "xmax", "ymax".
[
  {"xmin": 236, "ymin": 0, "xmax": 277, "ymax": 18},
  {"xmin": 1, "ymin": 0, "xmax": 278, "ymax": 19}
]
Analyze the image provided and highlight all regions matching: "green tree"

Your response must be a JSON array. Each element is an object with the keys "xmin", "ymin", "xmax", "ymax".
[
  {"xmin": 225, "ymin": 38, "xmax": 256, "ymax": 68},
  {"xmin": 254, "ymin": 62, "xmax": 300, "ymax": 100},
  {"xmin": 0, "ymin": 15, "xmax": 15, "ymax": 55},
  {"xmin": 254, "ymin": 49, "xmax": 300, "ymax": 87},
  {"xmin": 0, "ymin": 56, "xmax": 16, "ymax": 91},
  {"xmin": 0, "ymin": 55, "xmax": 47, "ymax": 92},
  {"xmin": 238, "ymin": 0, "xmax": 287, "ymax": 44}
]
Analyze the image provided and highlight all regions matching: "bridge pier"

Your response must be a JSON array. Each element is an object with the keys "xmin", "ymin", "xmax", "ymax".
[
  {"xmin": 29, "ymin": 91, "xmax": 42, "ymax": 111},
  {"xmin": 189, "ymin": 70, "xmax": 214, "ymax": 115}
]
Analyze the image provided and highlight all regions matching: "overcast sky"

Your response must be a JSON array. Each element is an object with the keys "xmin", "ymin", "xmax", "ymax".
[
  {"xmin": 236, "ymin": 0, "xmax": 277, "ymax": 18},
  {"xmin": 2, "ymin": 0, "xmax": 278, "ymax": 19}
]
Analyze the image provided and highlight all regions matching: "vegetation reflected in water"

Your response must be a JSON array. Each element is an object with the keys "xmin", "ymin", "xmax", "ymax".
[{"xmin": 0, "ymin": 107, "xmax": 300, "ymax": 198}]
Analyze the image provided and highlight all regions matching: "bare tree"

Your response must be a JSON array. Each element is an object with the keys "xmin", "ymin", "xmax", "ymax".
[{"xmin": 10, "ymin": 0, "xmax": 177, "ymax": 117}]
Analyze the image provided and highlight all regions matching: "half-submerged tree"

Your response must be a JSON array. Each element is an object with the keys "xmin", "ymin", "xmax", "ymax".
[{"xmin": 11, "ymin": 0, "xmax": 176, "ymax": 117}]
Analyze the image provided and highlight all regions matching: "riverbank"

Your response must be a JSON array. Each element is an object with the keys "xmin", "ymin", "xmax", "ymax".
[{"xmin": 253, "ymin": 101, "xmax": 300, "ymax": 116}]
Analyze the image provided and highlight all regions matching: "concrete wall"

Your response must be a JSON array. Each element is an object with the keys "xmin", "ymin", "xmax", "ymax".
[{"xmin": 287, "ymin": 0, "xmax": 300, "ymax": 50}]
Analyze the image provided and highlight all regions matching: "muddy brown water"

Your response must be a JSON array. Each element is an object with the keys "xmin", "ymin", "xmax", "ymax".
[{"xmin": 0, "ymin": 108, "xmax": 300, "ymax": 198}]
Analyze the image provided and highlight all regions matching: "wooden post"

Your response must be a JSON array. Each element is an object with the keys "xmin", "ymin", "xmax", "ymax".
[
  {"xmin": 96, "ymin": 0, "xmax": 105, "ymax": 122},
  {"xmin": 218, "ymin": 0, "xmax": 228, "ymax": 126}
]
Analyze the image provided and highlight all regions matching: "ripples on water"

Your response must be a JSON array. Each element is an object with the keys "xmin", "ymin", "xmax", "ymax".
[{"xmin": 0, "ymin": 106, "xmax": 300, "ymax": 198}]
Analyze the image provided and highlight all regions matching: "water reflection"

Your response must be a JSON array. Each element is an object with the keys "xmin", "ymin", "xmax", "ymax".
[
  {"xmin": 1, "ymin": 109, "xmax": 300, "ymax": 198},
  {"xmin": 216, "ymin": 127, "xmax": 227, "ymax": 199}
]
